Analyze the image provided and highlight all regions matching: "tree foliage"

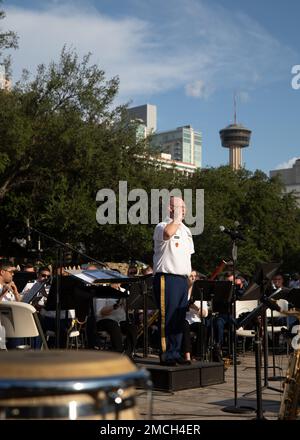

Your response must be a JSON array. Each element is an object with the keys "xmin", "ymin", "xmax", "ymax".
[
  {"xmin": 0, "ymin": 1, "xmax": 18, "ymax": 76},
  {"xmin": 0, "ymin": 40, "xmax": 300, "ymax": 275}
]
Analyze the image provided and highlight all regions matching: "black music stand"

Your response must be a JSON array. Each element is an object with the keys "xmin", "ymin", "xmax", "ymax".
[
  {"xmin": 128, "ymin": 276, "xmax": 157, "ymax": 358},
  {"xmin": 22, "ymin": 279, "xmax": 49, "ymax": 305},
  {"xmin": 27, "ymin": 225, "xmax": 107, "ymax": 348},
  {"xmin": 242, "ymin": 262, "xmax": 283, "ymax": 391},
  {"xmin": 13, "ymin": 271, "xmax": 37, "ymax": 292},
  {"xmin": 287, "ymin": 288, "xmax": 300, "ymax": 308},
  {"xmin": 46, "ymin": 275, "xmax": 128, "ymax": 319},
  {"xmin": 192, "ymin": 280, "xmax": 232, "ymax": 361},
  {"xmin": 45, "ymin": 276, "xmax": 79, "ymax": 313},
  {"xmin": 237, "ymin": 262, "xmax": 282, "ymax": 419}
]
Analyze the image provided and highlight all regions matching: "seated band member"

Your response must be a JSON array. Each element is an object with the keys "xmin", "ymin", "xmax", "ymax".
[
  {"xmin": 21, "ymin": 266, "xmax": 51, "ymax": 310},
  {"xmin": 0, "ymin": 263, "xmax": 20, "ymax": 302},
  {"xmin": 0, "ymin": 262, "xmax": 22, "ymax": 349},
  {"xmin": 206, "ymin": 272, "xmax": 247, "ymax": 357},
  {"xmin": 94, "ymin": 284, "xmax": 137, "ymax": 357},
  {"xmin": 182, "ymin": 270, "xmax": 208, "ymax": 362}
]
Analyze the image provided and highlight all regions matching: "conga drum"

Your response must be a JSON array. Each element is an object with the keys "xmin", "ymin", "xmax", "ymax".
[{"xmin": 0, "ymin": 350, "xmax": 151, "ymax": 419}]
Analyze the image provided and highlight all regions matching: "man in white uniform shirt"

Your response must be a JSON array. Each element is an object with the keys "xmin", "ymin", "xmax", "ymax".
[
  {"xmin": 153, "ymin": 196, "xmax": 194, "ymax": 366},
  {"xmin": 0, "ymin": 263, "xmax": 20, "ymax": 302}
]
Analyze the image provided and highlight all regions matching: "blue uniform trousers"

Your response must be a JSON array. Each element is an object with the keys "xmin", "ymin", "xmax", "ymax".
[{"xmin": 153, "ymin": 273, "xmax": 188, "ymax": 361}]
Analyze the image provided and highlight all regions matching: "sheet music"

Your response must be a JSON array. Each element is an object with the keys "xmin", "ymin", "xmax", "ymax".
[
  {"xmin": 72, "ymin": 272, "xmax": 96, "ymax": 283},
  {"xmin": 65, "ymin": 268, "xmax": 129, "ymax": 283},
  {"xmin": 22, "ymin": 281, "xmax": 46, "ymax": 304},
  {"xmin": 82, "ymin": 269, "xmax": 128, "ymax": 281}
]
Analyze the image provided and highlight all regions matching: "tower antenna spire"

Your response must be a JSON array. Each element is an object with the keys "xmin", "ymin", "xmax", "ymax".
[
  {"xmin": 220, "ymin": 92, "xmax": 251, "ymax": 170},
  {"xmin": 234, "ymin": 92, "xmax": 237, "ymax": 125}
]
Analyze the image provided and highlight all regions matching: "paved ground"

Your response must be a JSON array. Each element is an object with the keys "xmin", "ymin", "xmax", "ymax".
[{"xmin": 135, "ymin": 352, "xmax": 289, "ymax": 420}]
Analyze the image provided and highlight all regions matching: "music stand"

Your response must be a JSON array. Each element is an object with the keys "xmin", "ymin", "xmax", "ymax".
[
  {"xmin": 192, "ymin": 280, "xmax": 232, "ymax": 361},
  {"xmin": 128, "ymin": 276, "xmax": 157, "ymax": 358},
  {"xmin": 287, "ymin": 288, "xmax": 300, "ymax": 308},
  {"xmin": 13, "ymin": 271, "xmax": 37, "ymax": 292},
  {"xmin": 45, "ymin": 276, "xmax": 79, "ymax": 313},
  {"xmin": 238, "ymin": 262, "xmax": 282, "ymax": 419},
  {"xmin": 27, "ymin": 225, "xmax": 107, "ymax": 348},
  {"xmin": 22, "ymin": 279, "xmax": 49, "ymax": 305},
  {"xmin": 243, "ymin": 262, "xmax": 282, "ymax": 384}
]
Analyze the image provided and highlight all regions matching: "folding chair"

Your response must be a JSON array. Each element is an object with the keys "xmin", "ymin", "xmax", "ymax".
[{"xmin": 0, "ymin": 301, "xmax": 48, "ymax": 349}]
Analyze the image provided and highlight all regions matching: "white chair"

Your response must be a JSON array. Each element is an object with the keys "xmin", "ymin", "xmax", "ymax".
[
  {"xmin": 266, "ymin": 299, "xmax": 288, "ymax": 331},
  {"xmin": 235, "ymin": 300, "xmax": 258, "ymax": 354},
  {"xmin": 266, "ymin": 299, "xmax": 288, "ymax": 353},
  {"xmin": 0, "ymin": 301, "xmax": 48, "ymax": 349}
]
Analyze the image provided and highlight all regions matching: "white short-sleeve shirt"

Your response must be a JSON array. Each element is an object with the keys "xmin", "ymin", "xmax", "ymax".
[
  {"xmin": 153, "ymin": 217, "xmax": 194, "ymax": 276},
  {"xmin": 186, "ymin": 300, "xmax": 208, "ymax": 324},
  {"xmin": 0, "ymin": 284, "xmax": 15, "ymax": 302},
  {"xmin": 94, "ymin": 298, "xmax": 126, "ymax": 324}
]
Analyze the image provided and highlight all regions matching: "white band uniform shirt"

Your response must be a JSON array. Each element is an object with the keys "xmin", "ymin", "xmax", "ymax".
[
  {"xmin": 153, "ymin": 217, "xmax": 194, "ymax": 276},
  {"xmin": 94, "ymin": 298, "xmax": 126, "ymax": 323},
  {"xmin": 0, "ymin": 284, "xmax": 15, "ymax": 302},
  {"xmin": 186, "ymin": 300, "xmax": 208, "ymax": 324}
]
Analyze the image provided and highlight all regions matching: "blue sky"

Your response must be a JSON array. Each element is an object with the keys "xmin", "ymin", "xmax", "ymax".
[{"xmin": 3, "ymin": 0, "xmax": 300, "ymax": 173}]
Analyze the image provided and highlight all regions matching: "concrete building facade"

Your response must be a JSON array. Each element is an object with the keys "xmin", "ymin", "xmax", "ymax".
[
  {"xmin": 270, "ymin": 159, "xmax": 300, "ymax": 204},
  {"xmin": 127, "ymin": 104, "xmax": 157, "ymax": 135}
]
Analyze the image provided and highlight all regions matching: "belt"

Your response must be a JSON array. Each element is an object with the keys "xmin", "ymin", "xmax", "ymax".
[{"xmin": 155, "ymin": 272, "xmax": 188, "ymax": 279}]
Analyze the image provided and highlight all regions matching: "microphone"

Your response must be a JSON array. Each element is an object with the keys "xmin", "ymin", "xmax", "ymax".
[{"xmin": 219, "ymin": 225, "xmax": 246, "ymax": 241}]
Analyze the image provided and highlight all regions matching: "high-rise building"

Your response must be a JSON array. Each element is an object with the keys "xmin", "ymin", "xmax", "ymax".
[
  {"xmin": 127, "ymin": 104, "xmax": 157, "ymax": 135},
  {"xmin": 270, "ymin": 159, "xmax": 300, "ymax": 205},
  {"xmin": 151, "ymin": 125, "xmax": 202, "ymax": 168}
]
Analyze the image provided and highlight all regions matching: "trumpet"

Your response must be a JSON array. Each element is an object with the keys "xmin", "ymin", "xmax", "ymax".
[{"xmin": 137, "ymin": 310, "xmax": 159, "ymax": 339}]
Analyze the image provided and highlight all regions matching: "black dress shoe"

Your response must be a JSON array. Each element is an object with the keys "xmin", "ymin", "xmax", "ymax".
[
  {"xmin": 175, "ymin": 357, "xmax": 191, "ymax": 365},
  {"xmin": 160, "ymin": 359, "xmax": 177, "ymax": 367}
]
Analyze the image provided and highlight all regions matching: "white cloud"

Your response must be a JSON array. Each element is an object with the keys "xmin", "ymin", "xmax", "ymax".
[
  {"xmin": 4, "ymin": 0, "xmax": 296, "ymax": 103},
  {"xmin": 275, "ymin": 157, "xmax": 300, "ymax": 170},
  {"xmin": 185, "ymin": 80, "xmax": 207, "ymax": 98}
]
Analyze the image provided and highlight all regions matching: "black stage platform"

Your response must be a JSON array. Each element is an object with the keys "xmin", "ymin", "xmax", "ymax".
[{"xmin": 135, "ymin": 357, "xmax": 225, "ymax": 392}]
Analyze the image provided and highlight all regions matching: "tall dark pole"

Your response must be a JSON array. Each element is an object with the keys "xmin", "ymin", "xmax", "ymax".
[{"xmin": 222, "ymin": 238, "xmax": 254, "ymax": 414}]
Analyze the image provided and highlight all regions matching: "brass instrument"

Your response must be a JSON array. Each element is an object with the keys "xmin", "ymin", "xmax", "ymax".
[
  {"xmin": 278, "ymin": 308, "xmax": 300, "ymax": 420},
  {"xmin": 278, "ymin": 349, "xmax": 300, "ymax": 419},
  {"xmin": 137, "ymin": 310, "xmax": 158, "ymax": 339}
]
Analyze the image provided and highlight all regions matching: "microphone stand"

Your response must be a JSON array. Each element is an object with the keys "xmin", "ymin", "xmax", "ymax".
[
  {"xmin": 28, "ymin": 225, "xmax": 107, "ymax": 348},
  {"xmin": 222, "ymin": 237, "xmax": 255, "ymax": 414}
]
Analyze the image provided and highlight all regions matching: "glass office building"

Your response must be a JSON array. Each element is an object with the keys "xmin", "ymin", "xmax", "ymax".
[{"xmin": 151, "ymin": 125, "xmax": 202, "ymax": 168}]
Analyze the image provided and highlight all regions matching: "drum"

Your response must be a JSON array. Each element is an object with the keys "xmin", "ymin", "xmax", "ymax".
[{"xmin": 0, "ymin": 350, "xmax": 151, "ymax": 419}]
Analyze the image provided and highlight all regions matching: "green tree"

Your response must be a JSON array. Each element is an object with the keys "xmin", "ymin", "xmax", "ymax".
[
  {"xmin": 0, "ymin": 46, "xmax": 175, "ymax": 262},
  {"xmin": 190, "ymin": 166, "xmax": 300, "ymax": 276},
  {"xmin": 0, "ymin": 0, "xmax": 18, "ymax": 78}
]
